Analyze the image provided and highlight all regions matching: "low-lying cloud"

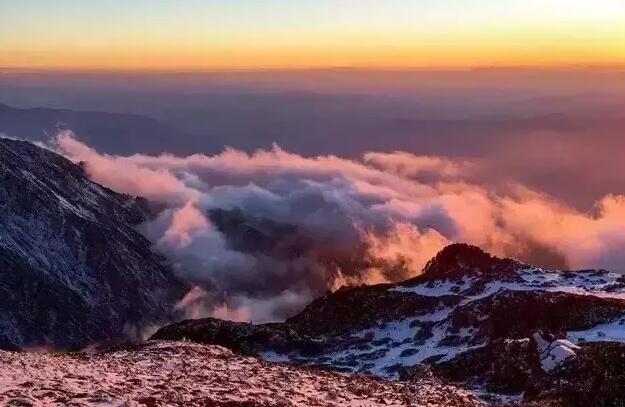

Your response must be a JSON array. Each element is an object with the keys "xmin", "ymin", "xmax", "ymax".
[{"xmin": 51, "ymin": 131, "xmax": 625, "ymax": 322}]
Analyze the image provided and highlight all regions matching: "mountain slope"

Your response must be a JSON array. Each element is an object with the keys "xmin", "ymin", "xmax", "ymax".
[
  {"xmin": 0, "ymin": 340, "xmax": 487, "ymax": 407},
  {"xmin": 0, "ymin": 137, "xmax": 185, "ymax": 349},
  {"xmin": 153, "ymin": 244, "xmax": 625, "ymax": 404}
]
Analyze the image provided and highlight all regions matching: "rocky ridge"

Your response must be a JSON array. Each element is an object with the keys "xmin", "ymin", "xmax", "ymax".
[{"xmin": 153, "ymin": 244, "xmax": 625, "ymax": 404}]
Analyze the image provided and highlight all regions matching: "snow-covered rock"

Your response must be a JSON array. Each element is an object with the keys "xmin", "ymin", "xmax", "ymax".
[
  {"xmin": 155, "ymin": 245, "xmax": 625, "ymax": 377},
  {"xmin": 533, "ymin": 332, "xmax": 580, "ymax": 372}
]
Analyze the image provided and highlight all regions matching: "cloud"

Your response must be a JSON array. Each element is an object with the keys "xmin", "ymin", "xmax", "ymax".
[
  {"xmin": 364, "ymin": 151, "xmax": 472, "ymax": 180},
  {"xmin": 54, "ymin": 132, "xmax": 195, "ymax": 204},
  {"xmin": 52, "ymin": 131, "xmax": 625, "ymax": 322},
  {"xmin": 362, "ymin": 222, "xmax": 450, "ymax": 281}
]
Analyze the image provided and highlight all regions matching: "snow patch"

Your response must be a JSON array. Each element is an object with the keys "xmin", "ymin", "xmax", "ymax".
[
  {"xmin": 394, "ymin": 267, "xmax": 625, "ymax": 303},
  {"xmin": 533, "ymin": 332, "xmax": 579, "ymax": 372},
  {"xmin": 567, "ymin": 317, "xmax": 625, "ymax": 343}
]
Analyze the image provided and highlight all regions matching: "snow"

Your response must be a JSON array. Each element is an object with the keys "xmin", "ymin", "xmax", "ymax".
[
  {"xmin": 533, "ymin": 332, "xmax": 580, "ymax": 372},
  {"xmin": 260, "ymin": 350, "xmax": 292, "ymax": 363},
  {"xmin": 19, "ymin": 169, "xmax": 96, "ymax": 221},
  {"xmin": 392, "ymin": 278, "xmax": 471, "ymax": 296},
  {"xmin": 567, "ymin": 317, "xmax": 625, "ymax": 343},
  {"xmin": 262, "ymin": 262, "xmax": 625, "ymax": 381},
  {"xmin": 413, "ymin": 306, "xmax": 454, "ymax": 322},
  {"xmin": 0, "ymin": 340, "xmax": 487, "ymax": 407},
  {"xmin": 264, "ymin": 314, "xmax": 484, "ymax": 380},
  {"xmin": 393, "ymin": 267, "xmax": 625, "ymax": 302},
  {"xmin": 471, "ymin": 388, "xmax": 525, "ymax": 405},
  {"xmin": 540, "ymin": 344, "xmax": 577, "ymax": 372},
  {"xmin": 385, "ymin": 260, "xmax": 625, "ymax": 375},
  {"xmin": 263, "ymin": 261, "xmax": 625, "ymax": 388}
]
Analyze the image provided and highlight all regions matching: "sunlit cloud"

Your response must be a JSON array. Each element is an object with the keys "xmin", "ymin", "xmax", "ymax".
[{"xmin": 52, "ymin": 131, "xmax": 625, "ymax": 322}]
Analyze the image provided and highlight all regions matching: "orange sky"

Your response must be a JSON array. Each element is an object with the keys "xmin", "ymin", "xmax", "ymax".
[{"xmin": 2, "ymin": 1, "xmax": 625, "ymax": 70}]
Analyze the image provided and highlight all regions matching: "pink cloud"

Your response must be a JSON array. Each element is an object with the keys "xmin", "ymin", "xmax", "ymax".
[{"xmin": 52, "ymin": 132, "xmax": 625, "ymax": 320}]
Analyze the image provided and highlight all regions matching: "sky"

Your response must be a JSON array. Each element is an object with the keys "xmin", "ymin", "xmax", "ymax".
[{"xmin": 2, "ymin": 0, "xmax": 625, "ymax": 70}]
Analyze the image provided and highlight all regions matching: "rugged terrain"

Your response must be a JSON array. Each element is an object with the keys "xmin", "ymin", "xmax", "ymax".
[
  {"xmin": 0, "ymin": 340, "xmax": 487, "ymax": 407},
  {"xmin": 0, "ymin": 137, "xmax": 185, "ymax": 349},
  {"xmin": 153, "ymin": 244, "xmax": 625, "ymax": 405}
]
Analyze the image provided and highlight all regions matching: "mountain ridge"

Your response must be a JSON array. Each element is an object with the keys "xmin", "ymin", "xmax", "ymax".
[
  {"xmin": 152, "ymin": 243, "xmax": 625, "ymax": 405},
  {"xmin": 0, "ymin": 102, "xmax": 209, "ymax": 155},
  {"xmin": 0, "ymin": 137, "xmax": 186, "ymax": 350}
]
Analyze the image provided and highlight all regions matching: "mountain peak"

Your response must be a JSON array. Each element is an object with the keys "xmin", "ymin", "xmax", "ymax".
[
  {"xmin": 152, "ymin": 240, "xmax": 625, "ymax": 404},
  {"xmin": 420, "ymin": 243, "xmax": 519, "ymax": 280}
]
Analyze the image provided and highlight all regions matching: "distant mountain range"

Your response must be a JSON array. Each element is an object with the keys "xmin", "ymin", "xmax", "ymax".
[
  {"xmin": 4, "ymin": 99, "xmax": 625, "ymax": 209},
  {"xmin": 0, "ymin": 102, "xmax": 212, "ymax": 155}
]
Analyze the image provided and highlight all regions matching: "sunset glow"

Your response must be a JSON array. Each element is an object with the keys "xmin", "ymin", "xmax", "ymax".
[{"xmin": 2, "ymin": 0, "xmax": 625, "ymax": 70}]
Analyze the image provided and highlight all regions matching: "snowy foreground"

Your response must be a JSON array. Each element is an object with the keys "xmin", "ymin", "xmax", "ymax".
[{"xmin": 0, "ymin": 340, "xmax": 487, "ymax": 407}]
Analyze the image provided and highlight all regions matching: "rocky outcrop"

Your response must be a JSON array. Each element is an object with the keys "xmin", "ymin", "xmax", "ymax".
[
  {"xmin": 417, "ymin": 243, "xmax": 520, "ymax": 281},
  {"xmin": 151, "ymin": 317, "xmax": 324, "ymax": 356}
]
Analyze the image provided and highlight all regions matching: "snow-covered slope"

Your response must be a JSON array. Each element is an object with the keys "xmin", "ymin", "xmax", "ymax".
[
  {"xmin": 0, "ymin": 137, "xmax": 185, "ymax": 349},
  {"xmin": 0, "ymin": 340, "xmax": 488, "ymax": 407},
  {"xmin": 153, "ymin": 244, "xmax": 625, "ymax": 405}
]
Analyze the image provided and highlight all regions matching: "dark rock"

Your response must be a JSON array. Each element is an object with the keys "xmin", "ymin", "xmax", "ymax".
[
  {"xmin": 414, "ymin": 243, "xmax": 519, "ymax": 281},
  {"xmin": 400, "ymin": 348, "xmax": 419, "ymax": 357},
  {"xmin": 434, "ymin": 338, "xmax": 543, "ymax": 396},
  {"xmin": 447, "ymin": 290, "xmax": 625, "ymax": 342},
  {"xmin": 151, "ymin": 317, "xmax": 324, "ymax": 356}
]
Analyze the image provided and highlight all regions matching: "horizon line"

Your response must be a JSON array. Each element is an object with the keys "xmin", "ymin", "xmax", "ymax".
[{"xmin": 3, "ymin": 63, "xmax": 625, "ymax": 75}]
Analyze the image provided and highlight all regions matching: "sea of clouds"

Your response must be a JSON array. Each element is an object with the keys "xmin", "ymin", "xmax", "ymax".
[{"xmin": 51, "ymin": 131, "xmax": 625, "ymax": 322}]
